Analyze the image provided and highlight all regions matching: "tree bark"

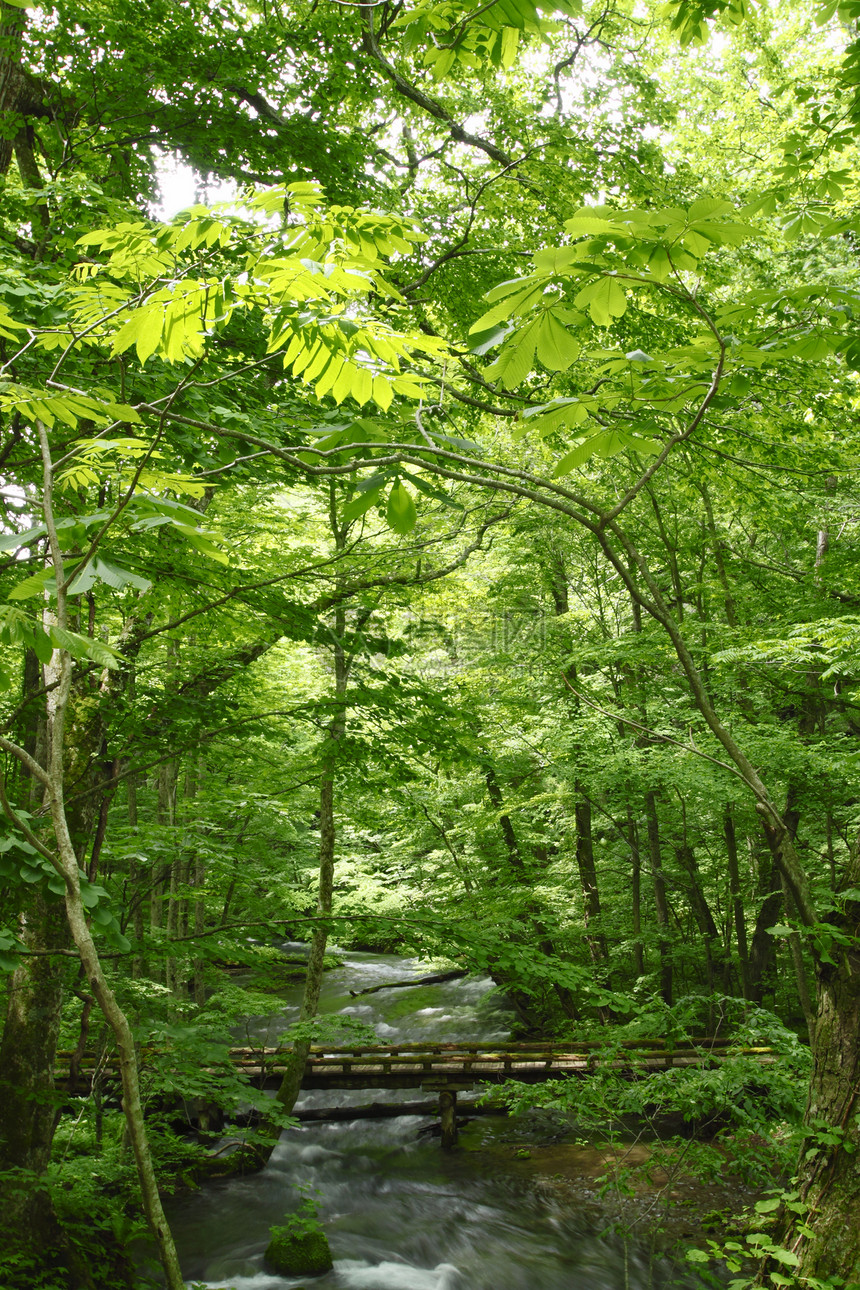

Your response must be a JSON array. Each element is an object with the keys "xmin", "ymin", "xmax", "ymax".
[
  {"xmin": 644, "ymin": 791, "xmax": 672, "ymax": 1006},
  {"xmin": 675, "ymin": 843, "xmax": 728, "ymax": 994},
  {"xmin": 723, "ymin": 807, "xmax": 751, "ymax": 999},
  {"xmin": 749, "ymin": 853, "xmax": 782, "ymax": 1007},
  {"xmin": 273, "ymin": 495, "xmax": 351, "ymax": 1124},
  {"xmin": 0, "ymin": 0, "xmax": 27, "ymax": 177},
  {"xmin": 0, "ymin": 892, "xmax": 68, "ymax": 1239},
  {"xmin": 628, "ymin": 809, "xmax": 645, "ymax": 977},
  {"xmin": 574, "ymin": 790, "xmax": 610, "ymax": 969},
  {"xmin": 784, "ymin": 865, "xmax": 860, "ymax": 1282},
  {"xmin": 274, "ymin": 770, "xmax": 338, "ymax": 1117}
]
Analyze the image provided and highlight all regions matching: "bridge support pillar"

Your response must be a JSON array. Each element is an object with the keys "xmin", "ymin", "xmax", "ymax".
[{"xmin": 439, "ymin": 1090, "xmax": 457, "ymax": 1149}]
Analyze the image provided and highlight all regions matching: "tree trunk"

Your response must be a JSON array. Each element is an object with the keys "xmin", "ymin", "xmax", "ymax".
[
  {"xmin": 274, "ymin": 772, "xmax": 338, "ymax": 1116},
  {"xmin": 274, "ymin": 514, "xmax": 350, "ymax": 1123},
  {"xmin": 574, "ymin": 790, "xmax": 610, "ymax": 969},
  {"xmin": 644, "ymin": 790, "xmax": 673, "ymax": 1006},
  {"xmin": 151, "ymin": 757, "xmax": 177, "ymax": 981},
  {"xmin": 0, "ymin": 0, "xmax": 27, "ymax": 177},
  {"xmin": 760, "ymin": 800, "xmax": 815, "ymax": 1039},
  {"xmin": 127, "ymin": 769, "xmax": 146, "ymax": 978},
  {"xmin": 777, "ymin": 867, "xmax": 815, "ymax": 1044},
  {"xmin": 723, "ymin": 807, "xmax": 751, "ymax": 999},
  {"xmin": 778, "ymin": 873, "xmax": 860, "ymax": 1282},
  {"xmin": 627, "ymin": 809, "xmax": 645, "ymax": 977},
  {"xmin": 749, "ymin": 852, "xmax": 781, "ymax": 1007},
  {"xmin": 675, "ymin": 842, "xmax": 730, "ymax": 996},
  {"xmin": 0, "ymin": 892, "xmax": 68, "ymax": 1242}
]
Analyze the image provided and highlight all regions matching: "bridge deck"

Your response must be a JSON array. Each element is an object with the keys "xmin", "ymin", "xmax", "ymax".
[{"xmin": 56, "ymin": 1040, "xmax": 774, "ymax": 1094}]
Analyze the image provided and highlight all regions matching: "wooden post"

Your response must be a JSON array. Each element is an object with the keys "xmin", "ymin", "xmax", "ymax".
[{"xmin": 439, "ymin": 1090, "xmax": 458, "ymax": 1149}]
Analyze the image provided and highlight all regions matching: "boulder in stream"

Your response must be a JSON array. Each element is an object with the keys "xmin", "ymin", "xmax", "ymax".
[{"xmin": 264, "ymin": 1227, "xmax": 334, "ymax": 1276}]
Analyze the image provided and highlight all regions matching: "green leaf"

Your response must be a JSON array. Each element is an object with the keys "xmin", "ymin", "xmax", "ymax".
[
  {"xmin": 0, "ymin": 525, "xmax": 47, "ymax": 552},
  {"xmin": 427, "ymin": 47, "xmax": 456, "ymax": 81},
  {"xmin": 111, "ymin": 307, "xmax": 164, "ymax": 365},
  {"xmin": 7, "ymin": 567, "xmax": 56, "ymax": 601},
  {"xmin": 78, "ymin": 881, "xmax": 102, "ymax": 909},
  {"xmin": 344, "ymin": 487, "xmax": 382, "ymax": 523},
  {"xmin": 687, "ymin": 197, "xmax": 735, "ymax": 221},
  {"xmin": 647, "ymin": 245, "xmax": 672, "ymax": 282},
  {"xmin": 470, "ymin": 281, "xmax": 545, "ymax": 333},
  {"xmin": 32, "ymin": 627, "xmax": 54, "ymax": 665},
  {"xmin": 401, "ymin": 471, "xmax": 464, "ymax": 510},
  {"xmin": 552, "ymin": 435, "xmax": 604, "ymax": 476},
  {"xmin": 174, "ymin": 525, "xmax": 230, "ymax": 565},
  {"xmin": 574, "ymin": 277, "xmax": 627, "ymax": 326},
  {"xmin": 100, "ymin": 924, "xmax": 131, "ymax": 952},
  {"xmin": 385, "ymin": 482, "xmax": 418, "ymax": 534},
  {"xmin": 771, "ymin": 1249, "xmax": 800, "ymax": 1268},
  {"xmin": 518, "ymin": 398, "xmax": 590, "ymax": 438},
  {"xmin": 469, "ymin": 322, "xmax": 513, "ymax": 356},
  {"xmin": 68, "ymin": 558, "xmax": 152, "ymax": 595},
  {"xmin": 351, "ymin": 367, "xmax": 373, "ymax": 406},
  {"xmin": 373, "ymin": 375, "xmax": 394, "ymax": 411},
  {"xmin": 48, "ymin": 626, "xmax": 120, "ymax": 669},
  {"xmin": 535, "ymin": 312, "xmax": 581, "ymax": 371},
  {"xmin": 485, "ymin": 318, "xmax": 539, "ymax": 389},
  {"xmin": 564, "ymin": 213, "xmax": 627, "ymax": 236},
  {"xmin": 499, "ymin": 25, "xmax": 519, "ymax": 67}
]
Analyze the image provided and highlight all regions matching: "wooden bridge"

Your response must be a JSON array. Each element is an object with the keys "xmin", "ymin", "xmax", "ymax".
[
  {"xmin": 235, "ymin": 1038, "xmax": 773, "ymax": 1146},
  {"xmin": 231, "ymin": 1037, "xmax": 772, "ymax": 1089},
  {"xmin": 57, "ymin": 1038, "xmax": 773, "ymax": 1148}
]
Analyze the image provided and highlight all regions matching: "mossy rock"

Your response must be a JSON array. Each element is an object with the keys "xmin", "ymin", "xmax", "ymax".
[{"xmin": 264, "ymin": 1228, "xmax": 333, "ymax": 1276}]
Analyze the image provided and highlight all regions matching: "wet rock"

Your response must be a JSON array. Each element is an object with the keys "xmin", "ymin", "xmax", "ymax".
[{"xmin": 264, "ymin": 1229, "xmax": 333, "ymax": 1276}]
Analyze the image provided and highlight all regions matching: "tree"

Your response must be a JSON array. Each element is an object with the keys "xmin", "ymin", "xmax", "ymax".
[{"xmin": 2, "ymin": 0, "xmax": 860, "ymax": 1284}]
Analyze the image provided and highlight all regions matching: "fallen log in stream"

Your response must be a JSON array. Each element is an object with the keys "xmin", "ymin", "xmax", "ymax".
[{"xmin": 349, "ymin": 969, "xmax": 468, "ymax": 997}]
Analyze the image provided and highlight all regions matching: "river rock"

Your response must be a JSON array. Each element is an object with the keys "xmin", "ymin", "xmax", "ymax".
[{"xmin": 264, "ymin": 1228, "xmax": 334, "ymax": 1276}]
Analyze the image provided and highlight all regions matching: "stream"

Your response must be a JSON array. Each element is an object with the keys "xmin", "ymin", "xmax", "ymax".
[{"xmin": 166, "ymin": 948, "xmax": 710, "ymax": 1290}]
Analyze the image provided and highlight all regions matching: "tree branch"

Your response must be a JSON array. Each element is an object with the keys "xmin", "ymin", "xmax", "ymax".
[{"xmin": 360, "ymin": 3, "xmax": 516, "ymax": 167}]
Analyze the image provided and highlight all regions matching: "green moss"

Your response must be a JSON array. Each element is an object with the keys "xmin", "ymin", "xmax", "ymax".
[{"xmin": 264, "ymin": 1228, "xmax": 333, "ymax": 1276}]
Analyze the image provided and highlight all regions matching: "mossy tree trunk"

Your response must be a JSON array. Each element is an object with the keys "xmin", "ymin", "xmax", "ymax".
[
  {"xmin": 0, "ymin": 891, "xmax": 68, "ymax": 1244},
  {"xmin": 782, "ymin": 870, "xmax": 860, "ymax": 1283}
]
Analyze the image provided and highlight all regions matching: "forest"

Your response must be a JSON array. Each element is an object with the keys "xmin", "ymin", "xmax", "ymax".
[{"xmin": 1, "ymin": 0, "xmax": 859, "ymax": 1286}]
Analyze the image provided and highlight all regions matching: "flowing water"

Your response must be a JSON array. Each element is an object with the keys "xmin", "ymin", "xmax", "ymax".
[{"xmin": 167, "ymin": 949, "xmax": 707, "ymax": 1290}]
